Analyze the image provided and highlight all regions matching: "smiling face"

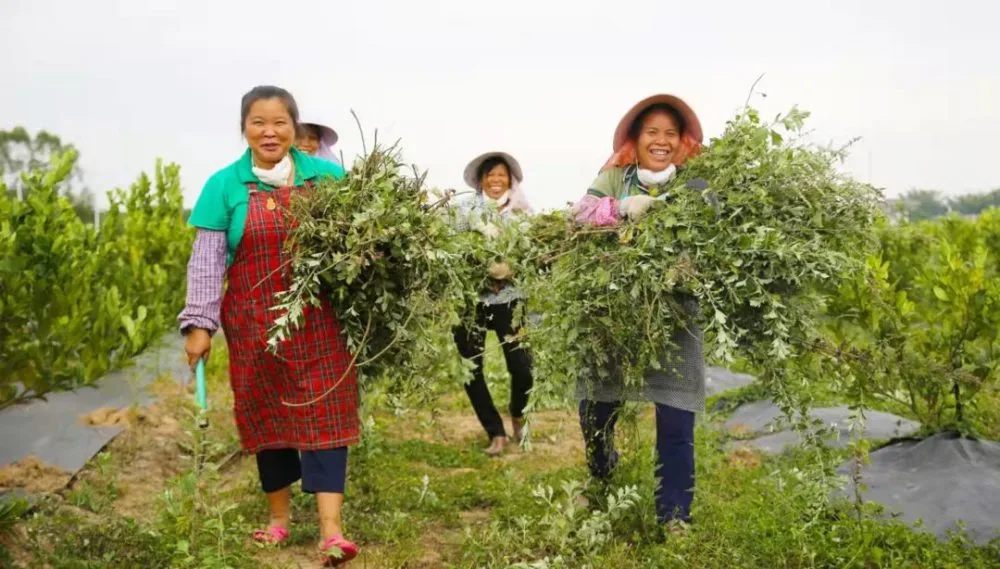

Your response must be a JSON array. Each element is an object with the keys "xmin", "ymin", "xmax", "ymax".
[
  {"xmin": 295, "ymin": 124, "xmax": 321, "ymax": 156},
  {"xmin": 634, "ymin": 108, "xmax": 682, "ymax": 172},
  {"xmin": 480, "ymin": 162, "xmax": 511, "ymax": 200},
  {"xmin": 244, "ymin": 98, "xmax": 296, "ymax": 167}
]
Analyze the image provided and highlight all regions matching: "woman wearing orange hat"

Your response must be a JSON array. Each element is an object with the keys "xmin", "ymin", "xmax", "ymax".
[{"xmin": 572, "ymin": 94, "xmax": 707, "ymax": 527}]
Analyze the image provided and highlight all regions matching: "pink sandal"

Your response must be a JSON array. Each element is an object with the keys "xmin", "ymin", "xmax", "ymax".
[
  {"xmin": 252, "ymin": 526, "xmax": 290, "ymax": 545},
  {"xmin": 321, "ymin": 534, "xmax": 358, "ymax": 566}
]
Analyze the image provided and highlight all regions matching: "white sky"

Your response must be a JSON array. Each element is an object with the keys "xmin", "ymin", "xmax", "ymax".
[{"xmin": 2, "ymin": 0, "xmax": 997, "ymax": 211}]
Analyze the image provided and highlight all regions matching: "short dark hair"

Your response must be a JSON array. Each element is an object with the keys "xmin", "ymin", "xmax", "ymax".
[
  {"xmin": 240, "ymin": 85, "xmax": 300, "ymax": 133},
  {"xmin": 476, "ymin": 156, "xmax": 511, "ymax": 186},
  {"xmin": 628, "ymin": 103, "xmax": 686, "ymax": 141}
]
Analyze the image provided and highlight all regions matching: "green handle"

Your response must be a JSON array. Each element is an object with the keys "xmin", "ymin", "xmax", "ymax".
[{"xmin": 195, "ymin": 359, "xmax": 208, "ymax": 411}]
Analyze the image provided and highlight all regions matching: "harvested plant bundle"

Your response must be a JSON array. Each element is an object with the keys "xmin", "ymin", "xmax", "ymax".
[
  {"xmin": 520, "ymin": 108, "xmax": 885, "ymax": 389},
  {"xmin": 268, "ymin": 140, "xmax": 478, "ymax": 386}
]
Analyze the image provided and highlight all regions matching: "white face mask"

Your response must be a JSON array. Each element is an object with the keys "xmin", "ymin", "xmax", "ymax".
[
  {"xmin": 483, "ymin": 190, "xmax": 510, "ymax": 208},
  {"xmin": 636, "ymin": 163, "xmax": 677, "ymax": 187},
  {"xmin": 252, "ymin": 154, "xmax": 293, "ymax": 187}
]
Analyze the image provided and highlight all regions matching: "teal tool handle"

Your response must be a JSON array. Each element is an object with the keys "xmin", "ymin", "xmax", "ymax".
[{"xmin": 195, "ymin": 359, "xmax": 208, "ymax": 411}]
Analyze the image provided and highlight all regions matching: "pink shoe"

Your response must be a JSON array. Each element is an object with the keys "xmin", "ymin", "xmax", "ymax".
[
  {"xmin": 252, "ymin": 526, "xmax": 290, "ymax": 545},
  {"xmin": 321, "ymin": 534, "xmax": 358, "ymax": 566}
]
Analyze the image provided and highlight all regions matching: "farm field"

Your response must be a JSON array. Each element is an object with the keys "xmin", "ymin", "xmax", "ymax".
[
  {"xmin": 3, "ymin": 121, "xmax": 1000, "ymax": 568},
  {"xmin": 4, "ymin": 2, "xmax": 1000, "ymax": 566},
  {"xmin": 2, "ymin": 337, "xmax": 999, "ymax": 569}
]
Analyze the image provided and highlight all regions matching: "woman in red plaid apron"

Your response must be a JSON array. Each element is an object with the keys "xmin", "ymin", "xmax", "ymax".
[{"xmin": 179, "ymin": 85, "xmax": 359, "ymax": 566}]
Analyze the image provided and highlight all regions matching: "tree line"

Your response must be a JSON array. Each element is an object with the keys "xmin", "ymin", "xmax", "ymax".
[
  {"xmin": 1, "ymin": 127, "xmax": 192, "ymax": 223},
  {"xmin": 3, "ymin": 126, "xmax": 994, "ymax": 226},
  {"xmin": 890, "ymin": 188, "xmax": 1000, "ymax": 222}
]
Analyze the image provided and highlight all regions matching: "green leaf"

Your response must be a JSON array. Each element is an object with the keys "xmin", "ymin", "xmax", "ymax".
[{"xmin": 933, "ymin": 286, "xmax": 949, "ymax": 301}]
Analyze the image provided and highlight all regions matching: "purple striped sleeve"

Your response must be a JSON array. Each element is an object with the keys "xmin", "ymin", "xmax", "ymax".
[{"xmin": 177, "ymin": 229, "xmax": 227, "ymax": 335}]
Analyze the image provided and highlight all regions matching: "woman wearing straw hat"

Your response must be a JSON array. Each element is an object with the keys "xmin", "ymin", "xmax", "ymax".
[
  {"xmin": 453, "ymin": 151, "xmax": 535, "ymax": 456},
  {"xmin": 295, "ymin": 119, "xmax": 342, "ymax": 166},
  {"xmin": 572, "ymin": 94, "xmax": 707, "ymax": 528}
]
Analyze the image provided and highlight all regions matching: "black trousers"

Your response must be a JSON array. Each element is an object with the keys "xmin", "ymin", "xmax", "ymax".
[
  {"xmin": 454, "ymin": 301, "xmax": 534, "ymax": 439},
  {"xmin": 255, "ymin": 447, "xmax": 348, "ymax": 494},
  {"xmin": 579, "ymin": 400, "xmax": 695, "ymax": 523}
]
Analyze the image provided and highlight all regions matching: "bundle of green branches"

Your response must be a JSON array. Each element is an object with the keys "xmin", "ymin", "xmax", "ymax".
[
  {"xmin": 268, "ymin": 138, "xmax": 479, "ymax": 387},
  {"xmin": 517, "ymin": 108, "xmax": 885, "ymax": 392}
]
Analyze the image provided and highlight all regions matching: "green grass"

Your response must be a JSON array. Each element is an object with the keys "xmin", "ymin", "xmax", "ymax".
[
  {"xmin": 7, "ymin": 405, "xmax": 1000, "ymax": 568},
  {"xmin": 3, "ymin": 335, "xmax": 998, "ymax": 568}
]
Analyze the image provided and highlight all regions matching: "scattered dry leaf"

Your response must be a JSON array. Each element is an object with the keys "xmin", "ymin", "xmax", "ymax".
[
  {"xmin": 0, "ymin": 455, "xmax": 71, "ymax": 493},
  {"xmin": 726, "ymin": 446, "xmax": 762, "ymax": 469},
  {"xmin": 728, "ymin": 423, "xmax": 752, "ymax": 436}
]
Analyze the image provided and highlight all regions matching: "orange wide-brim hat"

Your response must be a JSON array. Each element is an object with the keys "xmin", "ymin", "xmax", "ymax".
[{"xmin": 612, "ymin": 94, "xmax": 703, "ymax": 152}]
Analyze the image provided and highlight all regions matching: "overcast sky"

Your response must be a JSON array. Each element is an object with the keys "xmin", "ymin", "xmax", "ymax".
[{"xmin": 3, "ymin": 0, "xmax": 997, "ymax": 211}]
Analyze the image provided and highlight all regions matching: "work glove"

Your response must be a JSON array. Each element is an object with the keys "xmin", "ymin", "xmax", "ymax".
[
  {"xmin": 488, "ymin": 261, "xmax": 512, "ymax": 281},
  {"xmin": 479, "ymin": 222, "xmax": 501, "ymax": 239},
  {"xmin": 617, "ymin": 195, "xmax": 660, "ymax": 221}
]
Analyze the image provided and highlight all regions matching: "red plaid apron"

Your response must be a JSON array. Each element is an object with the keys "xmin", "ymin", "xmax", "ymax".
[{"xmin": 221, "ymin": 182, "xmax": 360, "ymax": 453}]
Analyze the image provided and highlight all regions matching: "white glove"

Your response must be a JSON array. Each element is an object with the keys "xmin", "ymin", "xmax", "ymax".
[
  {"xmin": 617, "ymin": 195, "xmax": 659, "ymax": 220},
  {"xmin": 480, "ymin": 222, "xmax": 500, "ymax": 239}
]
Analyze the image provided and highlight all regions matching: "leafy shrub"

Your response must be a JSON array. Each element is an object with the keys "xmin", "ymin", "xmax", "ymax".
[
  {"xmin": 824, "ymin": 211, "xmax": 1000, "ymax": 433},
  {"xmin": 0, "ymin": 151, "xmax": 191, "ymax": 408}
]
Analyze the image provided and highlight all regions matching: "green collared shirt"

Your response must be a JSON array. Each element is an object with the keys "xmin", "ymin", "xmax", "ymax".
[{"xmin": 187, "ymin": 146, "xmax": 345, "ymax": 265}]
